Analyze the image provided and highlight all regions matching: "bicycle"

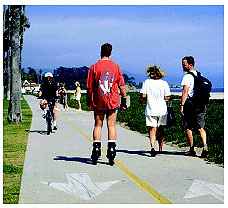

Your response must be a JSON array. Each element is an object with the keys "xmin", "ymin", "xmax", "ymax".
[
  {"xmin": 38, "ymin": 97, "xmax": 55, "ymax": 135},
  {"xmin": 45, "ymin": 101, "xmax": 54, "ymax": 135}
]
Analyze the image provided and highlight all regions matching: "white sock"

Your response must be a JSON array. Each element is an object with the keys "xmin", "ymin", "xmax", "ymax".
[
  {"xmin": 108, "ymin": 140, "xmax": 116, "ymax": 143},
  {"xmin": 53, "ymin": 120, "xmax": 57, "ymax": 126}
]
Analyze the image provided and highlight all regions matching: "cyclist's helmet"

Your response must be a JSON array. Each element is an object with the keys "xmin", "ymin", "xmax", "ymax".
[{"xmin": 44, "ymin": 72, "xmax": 53, "ymax": 78}]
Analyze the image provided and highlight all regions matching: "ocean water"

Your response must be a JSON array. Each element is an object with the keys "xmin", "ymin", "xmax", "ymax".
[{"xmin": 170, "ymin": 88, "xmax": 224, "ymax": 93}]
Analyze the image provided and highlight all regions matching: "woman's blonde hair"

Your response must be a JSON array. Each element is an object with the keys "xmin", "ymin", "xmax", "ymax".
[
  {"xmin": 75, "ymin": 81, "xmax": 80, "ymax": 86},
  {"xmin": 146, "ymin": 65, "xmax": 166, "ymax": 79}
]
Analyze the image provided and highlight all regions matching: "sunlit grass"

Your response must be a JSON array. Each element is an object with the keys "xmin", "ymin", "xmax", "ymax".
[{"xmin": 3, "ymin": 98, "xmax": 32, "ymax": 204}]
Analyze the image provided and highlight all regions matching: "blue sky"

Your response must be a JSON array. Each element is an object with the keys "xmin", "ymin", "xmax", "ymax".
[{"xmin": 21, "ymin": 5, "xmax": 224, "ymax": 87}]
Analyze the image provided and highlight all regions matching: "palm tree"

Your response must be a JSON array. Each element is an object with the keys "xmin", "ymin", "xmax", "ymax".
[
  {"xmin": 19, "ymin": 6, "xmax": 30, "ymax": 70},
  {"xmin": 7, "ymin": 5, "xmax": 23, "ymax": 122},
  {"xmin": 5, "ymin": 6, "xmax": 12, "ymax": 100}
]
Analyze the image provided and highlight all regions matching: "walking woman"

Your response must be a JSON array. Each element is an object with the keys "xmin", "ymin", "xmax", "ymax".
[
  {"xmin": 59, "ymin": 86, "xmax": 68, "ymax": 111},
  {"xmin": 140, "ymin": 65, "xmax": 171, "ymax": 157},
  {"xmin": 75, "ymin": 81, "xmax": 82, "ymax": 111}
]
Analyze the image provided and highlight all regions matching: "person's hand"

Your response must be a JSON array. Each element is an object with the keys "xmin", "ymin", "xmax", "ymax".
[
  {"xmin": 179, "ymin": 105, "xmax": 184, "ymax": 116},
  {"xmin": 120, "ymin": 97, "xmax": 127, "ymax": 110}
]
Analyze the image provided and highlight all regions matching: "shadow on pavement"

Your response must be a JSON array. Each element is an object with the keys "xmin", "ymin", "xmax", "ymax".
[
  {"xmin": 53, "ymin": 156, "xmax": 109, "ymax": 165},
  {"xmin": 116, "ymin": 149, "xmax": 186, "ymax": 157},
  {"xmin": 158, "ymin": 151, "xmax": 186, "ymax": 156},
  {"xmin": 116, "ymin": 149, "xmax": 150, "ymax": 157},
  {"xmin": 25, "ymin": 130, "xmax": 50, "ymax": 135}
]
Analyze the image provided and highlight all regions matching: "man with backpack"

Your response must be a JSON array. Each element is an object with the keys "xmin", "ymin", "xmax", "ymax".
[{"xmin": 179, "ymin": 56, "xmax": 211, "ymax": 158}]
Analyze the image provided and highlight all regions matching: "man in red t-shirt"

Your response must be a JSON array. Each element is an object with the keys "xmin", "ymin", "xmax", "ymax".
[{"xmin": 87, "ymin": 43, "xmax": 127, "ymax": 165}]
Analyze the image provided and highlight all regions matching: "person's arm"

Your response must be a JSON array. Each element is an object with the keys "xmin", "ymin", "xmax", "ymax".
[
  {"xmin": 179, "ymin": 85, "xmax": 189, "ymax": 116},
  {"xmin": 86, "ymin": 68, "xmax": 94, "ymax": 107},
  {"xmin": 38, "ymin": 90, "xmax": 42, "ymax": 98},
  {"xmin": 165, "ymin": 96, "xmax": 171, "ymax": 100},
  {"xmin": 141, "ymin": 93, "xmax": 146, "ymax": 99},
  {"xmin": 119, "ymin": 85, "xmax": 127, "ymax": 98}
]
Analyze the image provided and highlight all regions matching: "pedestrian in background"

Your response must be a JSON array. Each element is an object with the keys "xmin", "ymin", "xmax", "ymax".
[
  {"xmin": 180, "ymin": 56, "xmax": 208, "ymax": 157},
  {"xmin": 59, "ymin": 86, "xmax": 68, "ymax": 111},
  {"xmin": 140, "ymin": 65, "xmax": 171, "ymax": 157},
  {"xmin": 75, "ymin": 81, "xmax": 82, "ymax": 111},
  {"xmin": 55, "ymin": 82, "xmax": 60, "ymax": 111}
]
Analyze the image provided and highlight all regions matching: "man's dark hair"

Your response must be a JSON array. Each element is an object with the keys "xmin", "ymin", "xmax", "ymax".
[
  {"xmin": 182, "ymin": 56, "xmax": 195, "ymax": 67},
  {"xmin": 101, "ymin": 43, "xmax": 112, "ymax": 57}
]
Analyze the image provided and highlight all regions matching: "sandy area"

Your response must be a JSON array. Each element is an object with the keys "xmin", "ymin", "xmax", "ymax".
[{"xmin": 171, "ymin": 92, "xmax": 224, "ymax": 99}]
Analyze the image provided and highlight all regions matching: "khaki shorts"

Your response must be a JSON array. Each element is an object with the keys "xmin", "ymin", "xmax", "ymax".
[{"xmin": 146, "ymin": 115, "xmax": 167, "ymax": 127}]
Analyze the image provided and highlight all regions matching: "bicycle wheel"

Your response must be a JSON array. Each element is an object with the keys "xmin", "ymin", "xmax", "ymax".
[{"xmin": 46, "ymin": 110, "xmax": 52, "ymax": 135}]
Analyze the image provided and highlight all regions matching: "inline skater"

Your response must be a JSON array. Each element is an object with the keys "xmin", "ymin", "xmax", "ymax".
[
  {"xmin": 87, "ymin": 43, "xmax": 127, "ymax": 165},
  {"xmin": 38, "ymin": 72, "xmax": 58, "ymax": 130}
]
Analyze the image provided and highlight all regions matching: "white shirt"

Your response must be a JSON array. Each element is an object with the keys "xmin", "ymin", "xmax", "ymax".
[
  {"xmin": 140, "ymin": 79, "xmax": 171, "ymax": 116},
  {"xmin": 181, "ymin": 70, "xmax": 197, "ymax": 97}
]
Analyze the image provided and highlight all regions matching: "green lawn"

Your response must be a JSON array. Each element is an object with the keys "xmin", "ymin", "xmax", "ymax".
[{"xmin": 3, "ymin": 97, "xmax": 32, "ymax": 204}]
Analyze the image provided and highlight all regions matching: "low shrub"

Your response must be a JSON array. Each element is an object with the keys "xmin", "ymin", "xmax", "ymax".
[{"xmin": 68, "ymin": 92, "xmax": 224, "ymax": 164}]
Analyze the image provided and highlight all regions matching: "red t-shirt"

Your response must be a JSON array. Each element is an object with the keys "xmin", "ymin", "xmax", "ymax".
[{"xmin": 86, "ymin": 59, "xmax": 125, "ymax": 110}]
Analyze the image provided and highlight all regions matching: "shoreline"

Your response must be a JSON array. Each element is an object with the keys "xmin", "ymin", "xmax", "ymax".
[{"xmin": 171, "ymin": 92, "xmax": 224, "ymax": 99}]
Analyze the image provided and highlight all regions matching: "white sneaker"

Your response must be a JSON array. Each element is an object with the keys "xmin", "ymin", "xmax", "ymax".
[{"xmin": 55, "ymin": 108, "xmax": 60, "ymax": 111}]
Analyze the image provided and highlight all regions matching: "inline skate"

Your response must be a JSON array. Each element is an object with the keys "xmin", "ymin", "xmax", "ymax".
[
  {"xmin": 106, "ymin": 141, "xmax": 116, "ymax": 166},
  {"xmin": 91, "ymin": 142, "xmax": 101, "ymax": 165}
]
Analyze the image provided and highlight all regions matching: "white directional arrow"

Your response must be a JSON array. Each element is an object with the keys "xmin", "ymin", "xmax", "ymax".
[
  {"xmin": 184, "ymin": 179, "xmax": 224, "ymax": 202},
  {"xmin": 41, "ymin": 173, "xmax": 119, "ymax": 200}
]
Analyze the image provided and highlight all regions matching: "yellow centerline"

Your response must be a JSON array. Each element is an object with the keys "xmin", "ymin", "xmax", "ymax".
[{"xmin": 58, "ymin": 112, "xmax": 172, "ymax": 204}]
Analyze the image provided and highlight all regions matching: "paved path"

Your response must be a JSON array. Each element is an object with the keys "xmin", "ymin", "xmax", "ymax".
[{"xmin": 19, "ymin": 95, "xmax": 224, "ymax": 204}]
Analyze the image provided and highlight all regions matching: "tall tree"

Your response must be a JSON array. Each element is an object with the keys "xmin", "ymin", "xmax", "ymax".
[
  {"xmin": 19, "ymin": 6, "xmax": 30, "ymax": 70},
  {"xmin": 8, "ymin": 6, "xmax": 23, "ymax": 122},
  {"xmin": 28, "ymin": 67, "xmax": 38, "ymax": 83},
  {"xmin": 5, "ymin": 6, "xmax": 11, "ymax": 100}
]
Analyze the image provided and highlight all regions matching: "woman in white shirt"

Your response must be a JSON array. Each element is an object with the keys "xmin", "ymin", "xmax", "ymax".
[
  {"xmin": 75, "ymin": 81, "xmax": 82, "ymax": 111},
  {"xmin": 140, "ymin": 65, "xmax": 171, "ymax": 157}
]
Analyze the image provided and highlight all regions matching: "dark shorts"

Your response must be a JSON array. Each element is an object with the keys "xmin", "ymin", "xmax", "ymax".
[
  {"xmin": 62, "ymin": 95, "xmax": 67, "ymax": 105},
  {"xmin": 46, "ymin": 98, "xmax": 56, "ymax": 107},
  {"xmin": 96, "ymin": 107, "xmax": 119, "ymax": 114},
  {"xmin": 183, "ymin": 99, "xmax": 206, "ymax": 130}
]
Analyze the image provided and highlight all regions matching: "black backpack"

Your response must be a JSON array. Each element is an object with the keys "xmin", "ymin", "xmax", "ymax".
[{"xmin": 188, "ymin": 71, "xmax": 212, "ymax": 105}]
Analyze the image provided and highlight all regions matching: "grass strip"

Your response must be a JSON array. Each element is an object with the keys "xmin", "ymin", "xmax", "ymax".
[{"xmin": 3, "ymin": 97, "xmax": 32, "ymax": 204}]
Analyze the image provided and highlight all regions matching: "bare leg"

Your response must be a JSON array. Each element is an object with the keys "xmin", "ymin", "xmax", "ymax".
[
  {"xmin": 149, "ymin": 127, "xmax": 157, "ymax": 148},
  {"xmin": 186, "ymin": 128, "xmax": 194, "ymax": 147},
  {"xmin": 93, "ymin": 111, "xmax": 105, "ymax": 141},
  {"xmin": 77, "ymin": 100, "xmax": 82, "ymax": 110},
  {"xmin": 198, "ymin": 128, "xmax": 207, "ymax": 145},
  {"xmin": 157, "ymin": 126, "xmax": 165, "ymax": 151},
  {"xmin": 106, "ymin": 110, "xmax": 118, "ymax": 141}
]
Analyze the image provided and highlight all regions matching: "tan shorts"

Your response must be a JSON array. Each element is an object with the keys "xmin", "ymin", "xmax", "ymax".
[{"xmin": 146, "ymin": 115, "xmax": 167, "ymax": 127}]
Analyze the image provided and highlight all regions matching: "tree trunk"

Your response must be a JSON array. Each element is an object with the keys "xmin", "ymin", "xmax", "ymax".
[
  {"xmin": 19, "ymin": 6, "xmax": 26, "ymax": 70},
  {"xmin": 6, "ymin": 6, "xmax": 11, "ymax": 100},
  {"xmin": 8, "ymin": 6, "xmax": 22, "ymax": 122}
]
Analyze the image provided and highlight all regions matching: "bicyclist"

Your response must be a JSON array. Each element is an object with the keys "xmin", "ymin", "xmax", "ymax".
[{"xmin": 38, "ymin": 72, "xmax": 58, "ymax": 130}]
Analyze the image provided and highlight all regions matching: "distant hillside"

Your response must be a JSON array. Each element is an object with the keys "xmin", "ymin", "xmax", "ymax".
[
  {"xmin": 122, "ymin": 70, "xmax": 147, "ymax": 83},
  {"xmin": 54, "ymin": 66, "xmax": 89, "ymax": 90}
]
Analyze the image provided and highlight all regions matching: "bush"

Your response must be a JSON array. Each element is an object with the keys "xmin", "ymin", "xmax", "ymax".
[{"xmin": 68, "ymin": 92, "xmax": 224, "ymax": 164}]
